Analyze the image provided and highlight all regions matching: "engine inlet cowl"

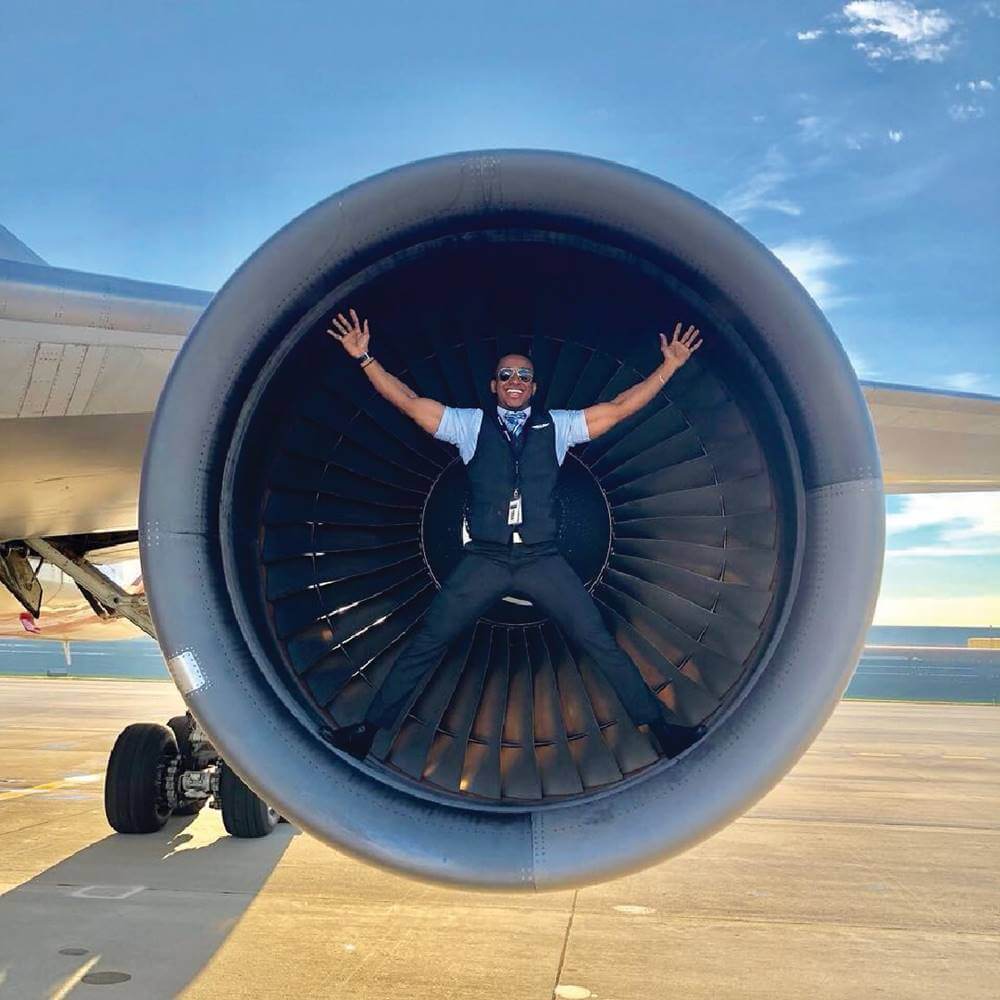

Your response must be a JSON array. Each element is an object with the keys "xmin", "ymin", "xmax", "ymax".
[{"xmin": 140, "ymin": 149, "xmax": 884, "ymax": 890}]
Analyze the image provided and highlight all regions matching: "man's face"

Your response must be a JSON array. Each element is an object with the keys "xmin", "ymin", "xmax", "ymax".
[{"xmin": 491, "ymin": 354, "xmax": 537, "ymax": 411}]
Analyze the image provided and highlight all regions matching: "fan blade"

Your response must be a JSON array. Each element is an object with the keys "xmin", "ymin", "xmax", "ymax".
[
  {"xmin": 525, "ymin": 626, "xmax": 584, "ymax": 796},
  {"xmin": 611, "ymin": 536, "xmax": 778, "ymax": 590},
  {"xmin": 541, "ymin": 623, "xmax": 622, "ymax": 788},
  {"xmin": 266, "ymin": 540, "xmax": 422, "ymax": 601},
  {"xmin": 595, "ymin": 582, "xmax": 747, "ymax": 699},
  {"xmin": 422, "ymin": 626, "xmax": 495, "ymax": 792},
  {"xmin": 387, "ymin": 627, "xmax": 478, "ymax": 779},
  {"xmin": 609, "ymin": 553, "xmax": 774, "ymax": 627},
  {"xmin": 499, "ymin": 628, "xmax": 543, "ymax": 800},
  {"xmin": 461, "ymin": 629, "xmax": 510, "ymax": 798},
  {"xmin": 284, "ymin": 573, "xmax": 433, "ymax": 673}
]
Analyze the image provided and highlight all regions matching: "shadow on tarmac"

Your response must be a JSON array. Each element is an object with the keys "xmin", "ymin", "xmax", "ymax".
[{"xmin": 0, "ymin": 811, "xmax": 297, "ymax": 997}]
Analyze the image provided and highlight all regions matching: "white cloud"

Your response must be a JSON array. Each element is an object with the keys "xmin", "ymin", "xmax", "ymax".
[
  {"xmin": 966, "ymin": 79, "xmax": 995, "ymax": 91},
  {"xmin": 886, "ymin": 493, "xmax": 1000, "ymax": 559},
  {"xmin": 949, "ymin": 102, "xmax": 986, "ymax": 121},
  {"xmin": 888, "ymin": 128, "xmax": 904, "ymax": 142},
  {"xmin": 797, "ymin": 29, "xmax": 825, "ymax": 40},
  {"xmin": 797, "ymin": 114, "xmax": 872, "ymax": 151},
  {"xmin": 841, "ymin": 1, "xmax": 956, "ymax": 63},
  {"xmin": 770, "ymin": 238, "xmax": 850, "ymax": 309},
  {"xmin": 719, "ymin": 150, "xmax": 802, "ymax": 222},
  {"xmin": 940, "ymin": 371, "xmax": 991, "ymax": 392},
  {"xmin": 797, "ymin": 115, "xmax": 827, "ymax": 142}
]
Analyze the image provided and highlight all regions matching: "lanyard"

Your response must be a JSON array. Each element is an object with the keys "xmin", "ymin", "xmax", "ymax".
[{"xmin": 496, "ymin": 415, "xmax": 523, "ymax": 497}]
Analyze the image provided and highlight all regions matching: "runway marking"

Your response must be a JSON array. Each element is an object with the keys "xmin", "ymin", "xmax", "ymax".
[
  {"xmin": 942, "ymin": 754, "xmax": 988, "ymax": 760},
  {"xmin": 856, "ymin": 752, "xmax": 902, "ymax": 757},
  {"xmin": 71, "ymin": 885, "xmax": 145, "ymax": 900},
  {"xmin": 613, "ymin": 904, "xmax": 656, "ymax": 915},
  {"xmin": 0, "ymin": 772, "xmax": 102, "ymax": 802}
]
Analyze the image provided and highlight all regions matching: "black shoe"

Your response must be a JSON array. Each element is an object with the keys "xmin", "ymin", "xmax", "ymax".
[
  {"xmin": 324, "ymin": 721, "xmax": 379, "ymax": 761},
  {"xmin": 648, "ymin": 718, "xmax": 706, "ymax": 758}
]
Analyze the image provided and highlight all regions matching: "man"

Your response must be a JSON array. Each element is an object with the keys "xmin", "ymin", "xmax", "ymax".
[{"xmin": 325, "ymin": 307, "xmax": 703, "ymax": 763}]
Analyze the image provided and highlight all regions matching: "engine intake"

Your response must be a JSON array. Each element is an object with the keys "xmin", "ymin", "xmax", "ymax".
[{"xmin": 140, "ymin": 150, "xmax": 884, "ymax": 889}]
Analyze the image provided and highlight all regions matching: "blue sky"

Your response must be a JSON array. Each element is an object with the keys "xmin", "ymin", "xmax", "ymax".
[{"xmin": 2, "ymin": 1, "xmax": 998, "ymax": 624}]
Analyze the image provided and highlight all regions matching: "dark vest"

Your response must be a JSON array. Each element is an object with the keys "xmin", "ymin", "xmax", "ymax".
[{"xmin": 465, "ymin": 410, "xmax": 559, "ymax": 544}]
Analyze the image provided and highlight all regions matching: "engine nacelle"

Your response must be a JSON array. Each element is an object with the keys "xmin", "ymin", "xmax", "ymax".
[{"xmin": 140, "ymin": 150, "xmax": 884, "ymax": 889}]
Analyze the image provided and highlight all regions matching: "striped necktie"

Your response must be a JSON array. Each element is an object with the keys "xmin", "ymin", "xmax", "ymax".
[{"xmin": 499, "ymin": 407, "xmax": 529, "ymax": 438}]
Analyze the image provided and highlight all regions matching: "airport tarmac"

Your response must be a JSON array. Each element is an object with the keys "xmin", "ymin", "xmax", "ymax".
[{"xmin": 0, "ymin": 677, "xmax": 997, "ymax": 999}]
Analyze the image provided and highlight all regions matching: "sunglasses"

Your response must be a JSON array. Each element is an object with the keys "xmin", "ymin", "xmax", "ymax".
[{"xmin": 496, "ymin": 367, "xmax": 534, "ymax": 384}]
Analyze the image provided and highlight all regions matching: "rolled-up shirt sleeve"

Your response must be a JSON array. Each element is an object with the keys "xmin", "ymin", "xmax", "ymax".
[
  {"xmin": 550, "ymin": 409, "xmax": 591, "ymax": 466},
  {"xmin": 433, "ymin": 407, "xmax": 483, "ymax": 465}
]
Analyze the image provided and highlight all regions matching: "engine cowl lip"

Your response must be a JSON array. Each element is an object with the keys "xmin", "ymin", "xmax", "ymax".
[{"xmin": 140, "ymin": 148, "xmax": 882, "ymax": 887}]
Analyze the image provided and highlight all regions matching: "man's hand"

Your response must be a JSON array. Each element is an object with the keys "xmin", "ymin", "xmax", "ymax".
[
  {"xmin": 327, "ymin": 308, "xmax": 370, "ymax": 358},
  {"xmin": 326, "ymin": 307, "xmax": 445, "ymax": 436},
  {"xmin": 660, "ymin": 322, "xmax": 702, "ymax": 369},
  {"xmin": 584, "ymin": 321, "xmax": 704, "ymax": 440}
]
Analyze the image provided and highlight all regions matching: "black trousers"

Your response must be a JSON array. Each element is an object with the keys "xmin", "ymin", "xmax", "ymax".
[{"xmin": 366, "ymin": 538, "xmax": 665, "ymax": 731}]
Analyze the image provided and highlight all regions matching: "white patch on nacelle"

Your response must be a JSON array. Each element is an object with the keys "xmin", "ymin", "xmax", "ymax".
[{"xmin": 166, "ymin": 649, "xmax": 206, "ymax": 694}]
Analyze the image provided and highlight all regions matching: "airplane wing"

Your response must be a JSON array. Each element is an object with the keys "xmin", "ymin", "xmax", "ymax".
[
  {"xmin": 861, "ymin": 380, "xmax": 1000, "ymax": 494},
  {"xmin": 0, "ymin": 256, "xmax": 210, "ymax": 542}
]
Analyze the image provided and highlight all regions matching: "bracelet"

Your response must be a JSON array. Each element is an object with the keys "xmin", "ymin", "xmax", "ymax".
[
  {"xmin": 359, "ymin": 352, "xmax": 374, "ymax": 368},
  {"xmin": 656, "ymin": 371, "xmax": 666, "ymax": 386}
]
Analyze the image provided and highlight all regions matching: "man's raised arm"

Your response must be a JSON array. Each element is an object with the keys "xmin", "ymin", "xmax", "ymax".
[
  {"xmin": 327, "ymin": 308, "xmax": 444, "ymax": 435},
  {"xmin": 583, "ymin": 321, "xmax": 703, "ymax": 440}
]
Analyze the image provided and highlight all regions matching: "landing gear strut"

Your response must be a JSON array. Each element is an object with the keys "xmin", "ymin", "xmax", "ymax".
[{"xmin": 104, "ymin": 711, "xmax": 281, "ymax": 837}]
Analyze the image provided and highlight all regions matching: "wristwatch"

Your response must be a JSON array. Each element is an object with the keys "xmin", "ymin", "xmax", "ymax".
[{"xmin": 358, "ymin": 352, "xmax": 374, "ymax": 368}]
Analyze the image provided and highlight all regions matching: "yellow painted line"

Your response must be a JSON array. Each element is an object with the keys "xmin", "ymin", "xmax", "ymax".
[
  {"xmin": 50, "ymin": 955, "xmax": 101, "ymax": 1000},
  {"xmin": 0, "ymin": 773, "xmax": 102, "ymax": 802}
]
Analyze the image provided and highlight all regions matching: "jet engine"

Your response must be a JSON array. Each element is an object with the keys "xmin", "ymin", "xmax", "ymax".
[{"xmin": 139, "ymin": 149, "xmax": 884, "ymax": 889}]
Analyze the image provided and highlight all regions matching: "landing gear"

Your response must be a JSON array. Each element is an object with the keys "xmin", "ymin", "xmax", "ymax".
[
  {"xmin": 219, "ymin": 762, "xmax": 280, "ymax": 838},
  {"xmin": 166, "ymin": 714, "xmax": 208, "ymax": 815},
  {"xmin": 104, "ymin": 723, "xmax": 177, "ymax": 833},
  {"xmin": 104, "ymin": 711, "xmax": 282, "ymax": 837}
]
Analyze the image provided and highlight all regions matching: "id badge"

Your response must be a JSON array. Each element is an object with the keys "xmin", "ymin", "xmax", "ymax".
[{"xmin": 507, "ymin": 493, "xmax": 523, "ymax": 526}]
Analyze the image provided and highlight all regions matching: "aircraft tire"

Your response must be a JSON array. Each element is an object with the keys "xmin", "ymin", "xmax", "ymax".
[
  {"xmin": 104, "ymin": 722, "xmax": 177, "ymax": 834},
  {"xmin": 166, "ymin": 714, "xmax": 207, "ymax": 815},
  {"xmin": 219, "ymin": 761, "xmax": 279, "ymax": 838}
]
